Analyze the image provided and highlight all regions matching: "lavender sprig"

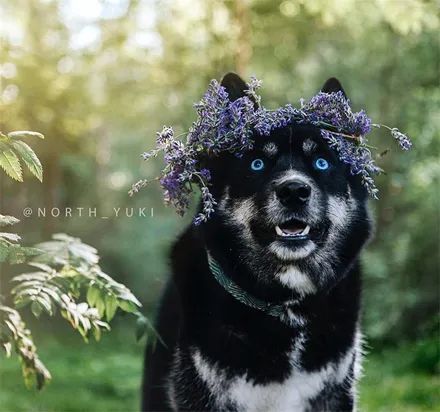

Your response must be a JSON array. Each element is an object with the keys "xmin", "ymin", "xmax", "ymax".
[
  {"xmin": 390, "ymin": 127, "xmax": 413, "ymax": 150},
  {"xmin": 245, "ymin": 76, "xmax": 263, "ymax": 106}
]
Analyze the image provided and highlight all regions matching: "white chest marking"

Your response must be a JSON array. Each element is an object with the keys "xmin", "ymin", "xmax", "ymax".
[
  {"xmin": 191, "ymin": 344, "xmax": 355, "ymax": 412},
  {"xmin": 276, "ymin": 266, "xmax": 316, "ymax": 296}
]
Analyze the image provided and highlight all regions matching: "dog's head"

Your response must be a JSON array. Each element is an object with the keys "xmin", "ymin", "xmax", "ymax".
[{"xmin": 202, "ymin": 73, "xmax": 373, "ymax": 296}]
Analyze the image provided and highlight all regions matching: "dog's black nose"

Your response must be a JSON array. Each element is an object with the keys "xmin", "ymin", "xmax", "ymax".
[{"xmin": 276, "ymin": 181, "xmax": 311, "ymax": 207}]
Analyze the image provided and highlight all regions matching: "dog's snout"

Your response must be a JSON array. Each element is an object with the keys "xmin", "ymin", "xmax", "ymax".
[{"xmin": 276, "ymin": 180, "xmax": 311, "ymax": 207}]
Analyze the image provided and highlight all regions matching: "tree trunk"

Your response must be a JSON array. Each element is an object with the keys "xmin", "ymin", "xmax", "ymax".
[{"xmin": 233, "ymin": 0, "xmax": 252, "ymax": 75}]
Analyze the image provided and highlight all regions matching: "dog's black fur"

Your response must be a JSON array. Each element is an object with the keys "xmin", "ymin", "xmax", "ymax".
[{"xmin": 142, "ymin": 73, "xmax": 372, "ymax": 411}]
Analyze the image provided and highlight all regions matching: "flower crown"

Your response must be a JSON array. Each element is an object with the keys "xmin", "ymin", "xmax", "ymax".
[{"xmin": 130, "ymin": 76, "xmax": 412, "ymax": 225}]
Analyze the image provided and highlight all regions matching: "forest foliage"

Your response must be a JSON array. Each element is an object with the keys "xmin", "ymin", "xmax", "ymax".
[{"xmin": 0, "ymin": 0, "xmax": 438, "ymax": 356}]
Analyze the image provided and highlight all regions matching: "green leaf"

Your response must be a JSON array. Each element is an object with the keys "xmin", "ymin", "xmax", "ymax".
[
  {"xmin": 7, "ymin": 245, "xmax": 41, "ymax": 264},
  {"xmin": 34, "ymin": 359, "xmax": 51, "ymax": 390},
  {"xmin": 3, "ymin": 342, "xmax": 12, "ymax": 357},
  {"xmin": 0, "ymin": 142, "xmax": 23, "ymax": 181},
  {"xmin": 31, "ymin": 301, "xmax": 43, "ymax": 318},
  {"xmin": 8, "ymin": 130, "xmax": 44, "ymax": 139},
  {"xmin": 10, "ymin": 140, "xmax": 43, "ymax": 182},
  {"xmin": 104, "ymin": 294, "xmax": 118, "ymax": 322},
  {"xmin": 35, "ymin": 294, "xmax": 54, "ymax": 315},
  {"xmin": 118, "ymin": 300, "xmax": 138, "ymax": 313},
  {"xmin": 93, "ymin": 324, "xmax": 102, "ymax": 341},
  {"xmin": 95, "ymin": 298, "xmax": 105, "ymax": 318},
  {"xmin": 27, "ymin": 262, "xmax": 53, "ymax": 272},
  {"xmin": 8, "ymin": 245, "xmax": 27, "ymax": 264},
  {"xmin": 135, "ymin": 315, "xmax": 148, "ymax": 342},
  {"xmin": 0, "ymin": 214, "xmax": 20, "ymax": 227},
  {"xmin": 116, "ymin": 289, "xmax": 142, "ymax": 307},
  {"xmin": 0, "ymin": 232, "xmax": 21, "ymax": 242},
  {"xmin": 12, "ymin": 272, "xmax": 49, "ymax": 283},
  {"xmin": 86, "ymin": 285, "xmax": 100, "ymax": 307}
]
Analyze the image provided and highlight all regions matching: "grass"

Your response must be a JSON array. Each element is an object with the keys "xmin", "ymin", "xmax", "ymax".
[
  {"xmin": 0, "ymin": 329, "xmax": 438, "ymax": 412},
  {"xmin": 0, "ymin": 328, "xmax": 144, "ymax": 412},
  {"xmin": 360, "ymin": 342, "xmax": 439, "ymax": 412}
]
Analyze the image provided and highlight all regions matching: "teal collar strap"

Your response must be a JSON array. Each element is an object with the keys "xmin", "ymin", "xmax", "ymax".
[{"xmin": 206, "ymin": 250, "xmax": 288, "ymax": 322}]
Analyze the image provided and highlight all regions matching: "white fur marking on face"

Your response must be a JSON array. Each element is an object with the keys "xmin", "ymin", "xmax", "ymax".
[
  {"xmin": 327, "ymin": 195, "xmax": 350, "ymax": 228},
  {"xmin": 230, "ymin": 198, "xmax": 257, "ymax": 243},
  {"xmin": 306, "ymin": 195, "xmax": 354, "ymax": 283},
  {"xmin": 233, "ymin": 198, "xmax": 256, "ymax": 225},
  {"xmin": 191, "ymin": 344, "xmax": 356, "ymax": 412},
  {"xmin": 276, "ymin": 266, "xmax": 316, "ymax": 295},
  {"xmin": 269, "ymin": 241, "xmax": 316, "ymax": 261},
  {"xmin": 220, "ymin": 194, "xmax": 258, "ymax": 248},
  {"xmin": 302, "ymin": 138, "xmax": 317, "ymax": 154},
  {"xmin": 263, "ymin": 142, "xmax": 278, "ymax": 157}
]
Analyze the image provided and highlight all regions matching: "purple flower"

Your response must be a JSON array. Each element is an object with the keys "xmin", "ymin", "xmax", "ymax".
[
  {"xmin": 391, "ymin": 128, "xmax": 413, "ymax": 150},
  {"xmin": 353, "ymin": 110, "xmax": 372, "ymax": 136},
  {"xmin": 129, "ymin": 179, "xmax": 149, "ymax": 196},
  {"xmin": 193, "ymin": 185, "xmax": 217, "ymax": 225},
  {"xmin": 300, "ymin": 91, "xmax": 373, "ymax": 136},
  {"xmin": 156, "ymin": 126, "xmax": 174, "ymax": 146},
  {"xmin": 200, "ymin": 168, "xmax": 211, "ymax": 181},
  {"xmin": 245, "ymin": 76, "xmax": 262, "ymax": 106}
]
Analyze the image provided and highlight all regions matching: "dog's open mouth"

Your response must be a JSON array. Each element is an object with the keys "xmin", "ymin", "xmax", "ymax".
[{"xmin": 275, "ymin": 219, "xmax": 311, "ymax": 240}]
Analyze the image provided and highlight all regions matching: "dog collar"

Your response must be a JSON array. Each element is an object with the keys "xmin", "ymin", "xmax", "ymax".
[{"xmin": 206, "ymin": 250, "xmax": 290, "ymax": 323}]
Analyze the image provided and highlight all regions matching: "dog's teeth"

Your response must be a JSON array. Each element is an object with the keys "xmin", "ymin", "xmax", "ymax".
[
  {"xmin": 275, "ymin": 226, "xmax": 285, "ymax": 236},
  {"xmin": 302, "ymin": 225, "xmax": 310, "ymax": 235},
  {"xmin": 276, "ymin": 224, "xmax": 311, "ymax": 237}
]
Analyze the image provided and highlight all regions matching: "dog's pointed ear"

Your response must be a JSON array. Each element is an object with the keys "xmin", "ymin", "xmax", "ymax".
[
  {"xmin": 221, "ymin": 72, "xmax": 249, "ymax": 102},
  {"xmin": 321, "ymin": 77, "xmax": 347, "ymax": 98}
]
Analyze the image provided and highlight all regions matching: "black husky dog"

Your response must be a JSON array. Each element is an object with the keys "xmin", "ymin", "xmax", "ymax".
[{"xmin": 142, "ymin": 73, "xmax": 372, "ymax": 411}]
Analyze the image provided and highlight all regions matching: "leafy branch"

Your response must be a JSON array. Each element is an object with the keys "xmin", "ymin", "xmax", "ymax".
[
  {"xmin": 12, "ymin": 233, "xmax": 142, "ymax": 341},
  {"xmin": 0, "ymin": 130, "xmax": 151, "ymax": 390}
]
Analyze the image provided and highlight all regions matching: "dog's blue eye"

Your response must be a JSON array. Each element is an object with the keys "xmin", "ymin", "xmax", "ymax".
[
  {"xmin": 251, "ymin": 159, "xmax": 265, "ymax": 171},
  {"xmin": 314, "ymin": 158, "xmax": 329, "ymax": 171}
]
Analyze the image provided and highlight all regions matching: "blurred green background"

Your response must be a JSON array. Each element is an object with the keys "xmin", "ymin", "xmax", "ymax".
[{"xmin": 0, "ymin": 0, "xmax": 438, "ymax": 410}]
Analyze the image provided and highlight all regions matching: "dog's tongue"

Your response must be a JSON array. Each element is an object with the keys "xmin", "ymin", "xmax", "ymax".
[
  {"xmin": 279, "ymin": 220, "xmax": 307, "ymax": 235},
  {"xmin": 277, "ymin": 220, "xmax": 310, "ymax": 236},
  {"xmin": 281, "ymin": 223, "xmax": 304, "ymax": 235}
]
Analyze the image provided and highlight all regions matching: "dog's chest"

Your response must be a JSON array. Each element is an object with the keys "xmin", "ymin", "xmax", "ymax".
[{"xmin": 182, "ymin": 339, "xmax": 355, "ymax": 412}]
